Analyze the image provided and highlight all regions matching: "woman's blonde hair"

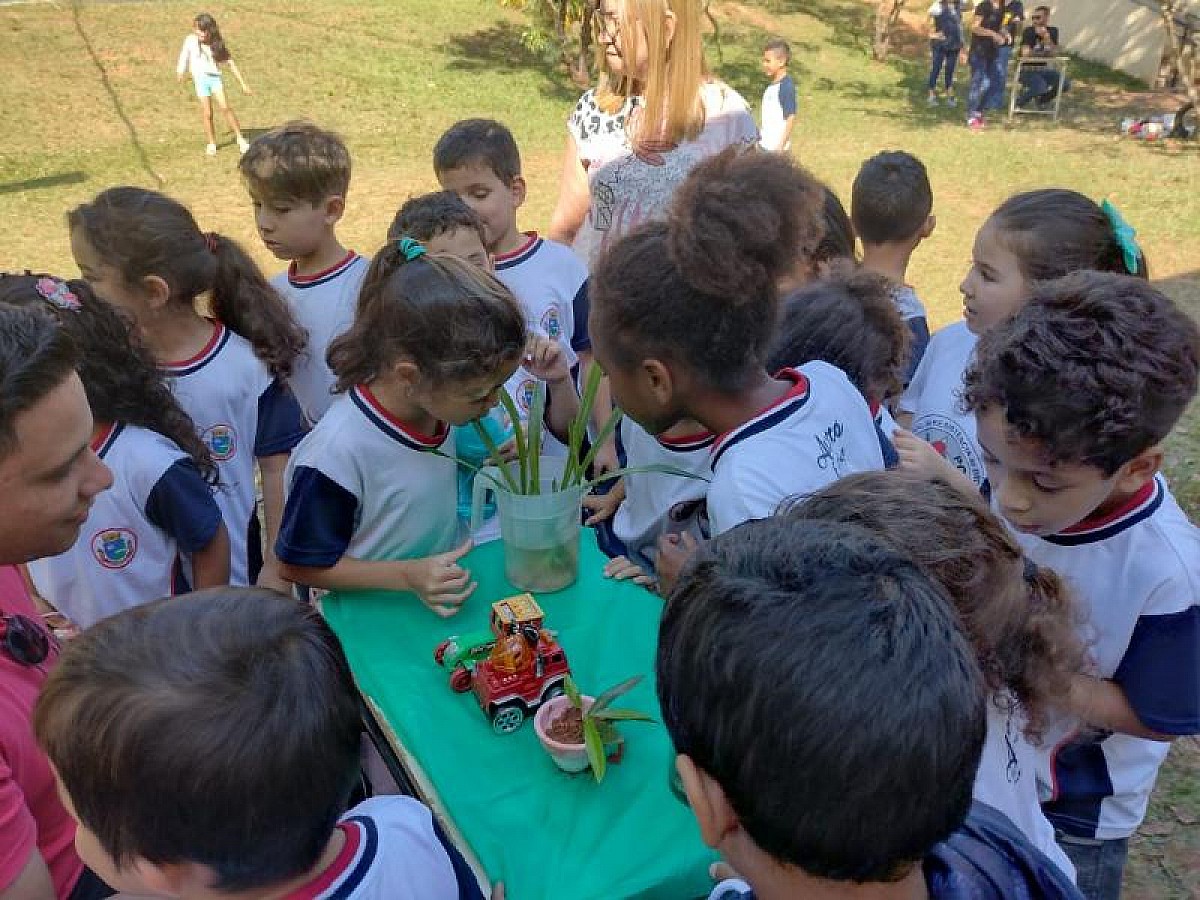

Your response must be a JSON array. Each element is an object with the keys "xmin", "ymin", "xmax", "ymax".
[{"xmin": 595, "ymin": 0, "xmax": 709, "ymax": 146}]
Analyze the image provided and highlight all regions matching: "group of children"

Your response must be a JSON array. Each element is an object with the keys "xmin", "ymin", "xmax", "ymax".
[{"xmin": 6, "ymin": 107, "xmax": 1198, "ymax": 900}]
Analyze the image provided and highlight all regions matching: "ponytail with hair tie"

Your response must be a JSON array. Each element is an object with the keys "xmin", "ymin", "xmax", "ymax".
[{"xmin": 397, "ymin": 237, "xmax": 426, "ymax": 262}]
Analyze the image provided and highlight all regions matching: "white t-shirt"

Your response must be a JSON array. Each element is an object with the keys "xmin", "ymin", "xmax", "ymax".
[
  {"xmin": 614, "ymin": 419, "xmax": 712, "ymax": 572},
  {"xmin": 567, "ymin": 82, "xmax": 759, "ymax": 268},
  {"xmin": 163, "ymin": 323, "xmax": 307, "ymax": 586},
  {"xmin": 1018, "ymin": 476, "xmax": 1200, "ymax": 840},
  {"xmin": 760, "ymin": 74, "xmax": 798, "ymax": 152},
  {"xmin": 27, "ymin": 424, "xmax": 222, "ymax": 629},
  {"xmin": 276, "ymin": 386, "xmax": 460, "ymax": 568},
  {"xmin": 176, "ymin": 34, "xmax": 221, "ymax": 81},
  {"xmin": 272, "ymin": 251, "xmax": 367, "ymax": 423},
  {"xmin": 707, "ymin": 362, "xmax": 886, "ymax": 535},
  {"xmin": 975, "ymin": 696, "xmax": 1076, "ymax": 882},
  {"xmin": 280, "ymin": 796, "xmax": 477, "ymax": 899},
  {"xmin": 898, "ymin": 321, "xmax": 987, "ymax": 488}
]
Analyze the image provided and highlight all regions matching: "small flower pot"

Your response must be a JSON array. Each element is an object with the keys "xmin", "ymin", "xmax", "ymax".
[{"xmin": 534, "ymin": 694, "xmax": 624, "ymax": 775}]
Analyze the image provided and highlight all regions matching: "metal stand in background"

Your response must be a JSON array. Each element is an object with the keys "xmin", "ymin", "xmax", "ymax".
[{"xmin": 1008, "ymin": 56, "xmax": 1070, "ymax": 123}]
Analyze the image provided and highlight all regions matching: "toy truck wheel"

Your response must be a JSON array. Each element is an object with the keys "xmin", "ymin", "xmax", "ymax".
[
  {"xmin": 491, "ymin": 702, "xmax": 526, "ymax": 735},
  {"xmin": 541, "ymin": 681, "xmax": 565, "ymax": 704},
  {"xmin": 449, "ymin": 666, "xmax": 473, "ymax": 693}
]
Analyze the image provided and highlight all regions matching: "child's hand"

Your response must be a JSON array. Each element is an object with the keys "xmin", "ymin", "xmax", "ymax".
[
  {"xmin": 493, "ymin": 435, "xmax": 519, "ymax": 463},
  {"xmin": 255, "ymin": 558, "xmax": 290, "ymax": 595},
  {"xmin": 523, "ymin": 335, "xmax": 572, "ymax": 386},
  {"xmin": 893, "ymin": 428, "xmax": 958, "ymax": 480},
  {"xmin": 603, "ymin": 555, "xmax": 656, "ymax": 589},
  {"xmin": 590, "ymin": 437, "xmax": 620, "ymax": 478},
  {"xmin": 404, "ymin": 539, "xmax": 477, "ymax": 617},
  {"xmin": 656, "ymin": 532, "xmax": 700, "ymax": 596},
  {"xmin": 583, "ymin": 478, "xmax": 624, "ymax": 525}
]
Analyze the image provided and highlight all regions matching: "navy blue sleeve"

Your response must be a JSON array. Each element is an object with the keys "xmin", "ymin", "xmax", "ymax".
[
  {"xmin": 570, "ymin": 279, "xmax": 592, "ymax": 353},
  {"xmin": 255, "ymin": 379, "xmax": 308, "ymax": 457},
  {"xmin": 779, "ymin": 75, "xmax": 799, "ymax": 118},
  {"xmin": 274, "ymin": 466, "xmax": 358, "ymax": 568},
  {"xmin": 876, "ymin": 421, "xmax": 900, "ymax": 469},
  {"xmin": 144, "ymin": 458, "xmax": 223, "ymax": 552},
  {"xmin": 905, "ymin": 317, "xmax": 931, "ymax": 384},
  {"xmin": 1114, "ymin": 606, "xmax": 1200, "ymax": 734},
  {"xmin": 431, "ymin": 817, "xmax": 486, "ymax": 900}
]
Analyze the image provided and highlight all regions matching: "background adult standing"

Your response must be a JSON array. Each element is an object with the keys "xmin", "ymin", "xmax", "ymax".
[{"xmin": 546, "ymin": 0, "xmax": 758, "ymax": 269}]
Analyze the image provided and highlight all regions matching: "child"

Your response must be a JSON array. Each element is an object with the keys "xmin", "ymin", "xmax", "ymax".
[
  {"xmin": 175, "ymin": 12, "xmax": 251, "ymax": 156},
  {"xmin": 1, "ymin": 275, "xmax": 229, "ymax": 628},
  {"xmin": 786, "ymin": 470, "xmax": 1087, "ymax": 882},
  {"xmin": 34, "ymin": 588, "xmax": 482, "ymax": 899},
  {"xmin": 69, "ymin": 186, "xmax": 308, "ymax": 591},
  {"xmin": 766, "ymin": 268, "xmax": 911, "ymax": 464},
  {"xmin": 274, "ymin": 241, "xmax": 526, "ymax": 617},
  {"xmin": 433, "ymin": 118, "xmax": 617, "ymax": 474},
  {"xmin": 659, "ymin": 517, "xmax": 1085, "ymax": 900},
  {"xmin": 898, "ymin": 190, "xmax": 1147, "ymax": 490},
  {"xmin": 966, "ymin": 1, "xmax": 1009, "ymax": 129},
  {"xmin": 240, "ymin": 121, "xmax": 369, "ymax": 423},
  {"xmin": 589, "ymin": 148, "xmax": 884, "ymax": 539},
  {"xmin": 961, "ymin": 272, "xmax": 1199, "ymax": 900},
  {"xmin": 759, "ymin": 38, "xmax": 797, "ymax": 153},
  {"xmin": 927, "ymin": 0, "xmax": 964, "ymax": 105},
  {"xmin": 851, "ymin": 150, "xmax": 934, "ymax": 379}
]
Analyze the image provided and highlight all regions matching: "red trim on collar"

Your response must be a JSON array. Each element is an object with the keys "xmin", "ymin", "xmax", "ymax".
[
  {"xmin": 279, "ymin": 822, "xmax": 359, "ymax": 900},
  {"xmin": 162, "ymin": 321, "xmax": 224, "ymax": 369},
  {"xmin": 712, "ymin": 368, "xmax": 810, "ymax": 455},
  {"xmin": 1059, "ymin": 479, "xmax": 1156, "ymax": 535},
  {"xmin": 288, "ymin": 250, "xmax": 358, "ymax": 284},
  {"xmin": 659, "ymin": 429, "xmax": 715, "ymax": 447},
  {"xmin": 493, "ymin": 232, "xmax": 538, "ymax": 263},
  {"xmin": 355, "ymin": 385, "xmax": 448, "ymax": 447},
  {"xmin": 90, "ymin": 422, "xmax": 117, "ymax": 453}
]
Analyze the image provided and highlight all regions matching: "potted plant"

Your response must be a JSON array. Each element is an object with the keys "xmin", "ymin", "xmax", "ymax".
[
  {"xmin": 469, "ymin": 364, "xmax": 703, "ymax": 592},
  {"xmin": 533, "ymin": 674, "xmax": 655, "ymax": 782}
]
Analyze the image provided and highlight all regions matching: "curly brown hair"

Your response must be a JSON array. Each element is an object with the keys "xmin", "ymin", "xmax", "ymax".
[
  {"xmin": 0, "ymin": 274, "xmax": 217, "ymax": 483},
  {"xmin": 590, "ymin": 147, "xmax": 825, "ymax": 392},
  {"xmin": 69, "ymin": 187, "xmax": 306, "ymax": 380},
  {"xmin": 782, "ymin": 470, "xmax": 1089, "ymax": 740},
  {"xmin": 767, "ymin": 265, "xmax": 911, "ymax": 404},
  {"xmin": 963, "ymin": 271, "xmax": 1200, "ymax": 475}
]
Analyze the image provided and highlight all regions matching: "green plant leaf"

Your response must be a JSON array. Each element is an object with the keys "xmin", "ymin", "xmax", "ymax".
[
  {"xmin": 563, "ymin": 675, "xmax": 583, "ymax": 709},
  {"xmin": 469, "ymin": 421, "xmax": 519, "ymax": 493},
  {"xmin": 572, "ymin": 406, "xmax": 623, "ymax": 487},
  {"xmin": 527, "ymin": 381, "xmax": 545, "ymax": 496},
  {"xmin": 584, "ymin": 718, "xmax": 607, "ymax": 782},
  {"xmin": 582, "ymin": 463, "xmax": 711, "ymax": 491},
  {"xmin": 591, "ymin": 708, "xmax": 656, "ymax": 723},
  {"xmin": 588, "ymin": 674, "xmax": 643, "ymax": 716},
  {"xmin": 498, "ymin": 389, "xmax": 528, "ymax": 493},
  {"xmin": 563, "ymin": 361, "xmax": 603, "ymax": 488}
]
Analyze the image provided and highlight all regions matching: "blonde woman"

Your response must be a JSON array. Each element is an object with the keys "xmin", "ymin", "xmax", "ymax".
[{"xmin": 547, "ymin": 0, "xmax": 758, "ymax": 268}]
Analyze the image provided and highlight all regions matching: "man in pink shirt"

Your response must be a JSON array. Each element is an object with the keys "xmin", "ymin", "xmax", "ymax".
[{"xmin": 0, "ymin": 302, "xmax": 113, "ymax": 900}]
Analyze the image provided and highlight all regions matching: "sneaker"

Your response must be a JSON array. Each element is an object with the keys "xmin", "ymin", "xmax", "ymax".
[
  {"xmin": 945, "ymin": 95, "xmax": 958, "ymax": 107},
  {"xmin": 967, "ymin": 114, "xmax": 985, "ymax": 131},
  {"xmin": 237, "ymin": 136, "xmax": 250, "ymax": 153},
  {"xmin": 927, "ymin": 94, "xmax": 940, "ymax": 106},
  {"xmin": 205, "ymin": 143, "xmax": 217, "ymax": 156}
]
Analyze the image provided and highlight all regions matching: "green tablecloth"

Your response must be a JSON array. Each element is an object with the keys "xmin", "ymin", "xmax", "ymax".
[{"xmin": 322, "ymin": 531, "xmax": 716, "ymax": 900}]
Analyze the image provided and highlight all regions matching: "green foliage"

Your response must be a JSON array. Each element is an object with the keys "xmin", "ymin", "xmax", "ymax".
[{"xmin": 563, "ymin": 674, "xmax": 655, "ymax": 783}]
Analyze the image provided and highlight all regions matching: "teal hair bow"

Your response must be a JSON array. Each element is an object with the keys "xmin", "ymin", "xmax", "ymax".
[
  {"xmin": 397, "ymin": 237, "xmax": 426, "ymax": 262},
  {"xmin": 1100, "ymin": 200, "xmax": 1141, "ymax": 275}
]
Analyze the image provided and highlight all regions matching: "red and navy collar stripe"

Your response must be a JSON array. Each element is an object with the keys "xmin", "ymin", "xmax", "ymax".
[
  {"xmin": 657, "ymin": 429, "xmax": 716, "ymax": 453},
  {"xmin": 160, "ymin": 323, "xmax": 230, "ymax": 377},
  {"xmin": 711, "ymin": 369, "xmax": 811, "ymax": 469},
  {"xmin": 351, "ymin": 385, "xmax": 449, "ymax": 451},
  {"xmin": 1042, "ymin": 477, "xmax": 1165, "ymax": 546},
  {"xmin": 288, "ymin": 251, "xmax": 362, "ymax": 289},
  {"xmin": 494, "ymin": 232, "xmax": 541, "ymax": 271},
  {"xmin": 90, "ymin": 422, "xmax": 124, "ymax": 458},
  {"xmin": 281, "ymin": 817, "xmax": 376, "ymax": 900}
]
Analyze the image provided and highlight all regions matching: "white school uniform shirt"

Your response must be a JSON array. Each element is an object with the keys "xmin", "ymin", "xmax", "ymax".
[
  {"xmin": 975, "ymin": 696, "xmax": 1076, "ymax": 882},
  {"xmin": 707, "ymin": 362, "xmax": 886, "ymax": 535},
  {"xmin": 176, "ymin": 34, "xmax": 220, "ymax": 80},
  {"xmin": 614, "ymin": 420, "xmax": 713, "ymax": 573},
  {"xmin": 898, "ymin": 321, "xmax": 987, "ymax": 488},
  {"xmin": 276, "ymin": 386, "xmax": 460, "ymax": 568},
  {"xmin": 163, "ymin": 323, "xmax": 307, "ymax": 586},
  {"xmin": 27, "ymin": 424, "xmax": 223, "ymax": 629},
  {"xmin": 272, "ymin": 251, "xmax": 367, "ymax": 423},
  {"xmin": 1017, "ymin": 476, "xmax": 1200, "ymax": 841},
  {"xmin": 283, "ymin": 796, "xmax": 475, "ymax": 899},
  {"xmin": 759, "ymin": 74, "xmax": 798, "ymax": 152}
]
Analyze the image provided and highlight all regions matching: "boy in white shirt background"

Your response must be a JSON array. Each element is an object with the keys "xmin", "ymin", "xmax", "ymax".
[{"xmin": 759, "ymin": 38, "xmax": 798, "ymax": 154}]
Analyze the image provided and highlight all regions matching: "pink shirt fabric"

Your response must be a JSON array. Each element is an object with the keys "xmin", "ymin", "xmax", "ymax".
[{"xmin": 0, "ymin": 564, "xmax": 83, "ymax": 897}]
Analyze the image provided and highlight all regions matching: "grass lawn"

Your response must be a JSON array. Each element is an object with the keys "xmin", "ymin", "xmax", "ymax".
[{"xmin": 1, "ymin": 0, "xmax": 1197, "ymax": 894}]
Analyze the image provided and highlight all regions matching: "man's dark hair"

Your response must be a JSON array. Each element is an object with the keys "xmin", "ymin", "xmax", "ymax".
[
  {"xmin": 1034, "ymin": 5, "xmax": 1050, "ymax": 14},
  {"xmin": 35, "ymin": 589, "xmax": 363, "ymax": 892},
  {"xmin": 851, "ymin": 151, "xmax": 933, "ymax": 245},
  {"xmin": 0, "ymin": 302, "xmax": 78, "ymax": 459},
  {"xmin": 433, "ymin": 118, "xmax": 522, "ymax": 185},
  {"xmin": 963, "ymin": 271, "xmax": 1200, "ymax": 475},
  {"xmin": 658, "ymin": 518, "xmax": 986, "ymax": 883},
  {"xmin": 387, "ymin": 190, "xmax": 487, "ymax": 246},
  {"xmin": 764, "ymin": 37, "xmax": 790, "ymax": 62}
]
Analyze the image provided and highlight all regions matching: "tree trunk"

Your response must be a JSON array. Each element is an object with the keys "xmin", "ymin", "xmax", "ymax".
[
  {"xmin": 1159, "ymin": 0, "xmax": 1199, "ymax": 107},
  {"xmin": 872, "ymin": 0, "xmax": 908, "ymax": 62}
]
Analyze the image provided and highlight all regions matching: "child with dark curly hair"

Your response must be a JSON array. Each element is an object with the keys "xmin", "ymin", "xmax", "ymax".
[
  {"xmin": 1, "ymin": 274, "xmax": 229, "ymax": 628},
  {"xmin": 785, "ymin": 470, "xmax": 1088, "ymax": 882},
  {"xmin": 962, "ymin": 271, "xmax": 1200, "ymax": 900}
]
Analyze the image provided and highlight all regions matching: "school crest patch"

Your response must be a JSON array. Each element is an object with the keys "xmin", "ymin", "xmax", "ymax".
[
  {"xmin": 202, "ymin": 424, "xmax": 236, "ymax": 461},
  {"xmin": 914, "ymin": 413, "xmax": 986, "ymax": 487},
  {"xmin": 92, "ymin": 528, "xmax": 137, "ymax": 569}
]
